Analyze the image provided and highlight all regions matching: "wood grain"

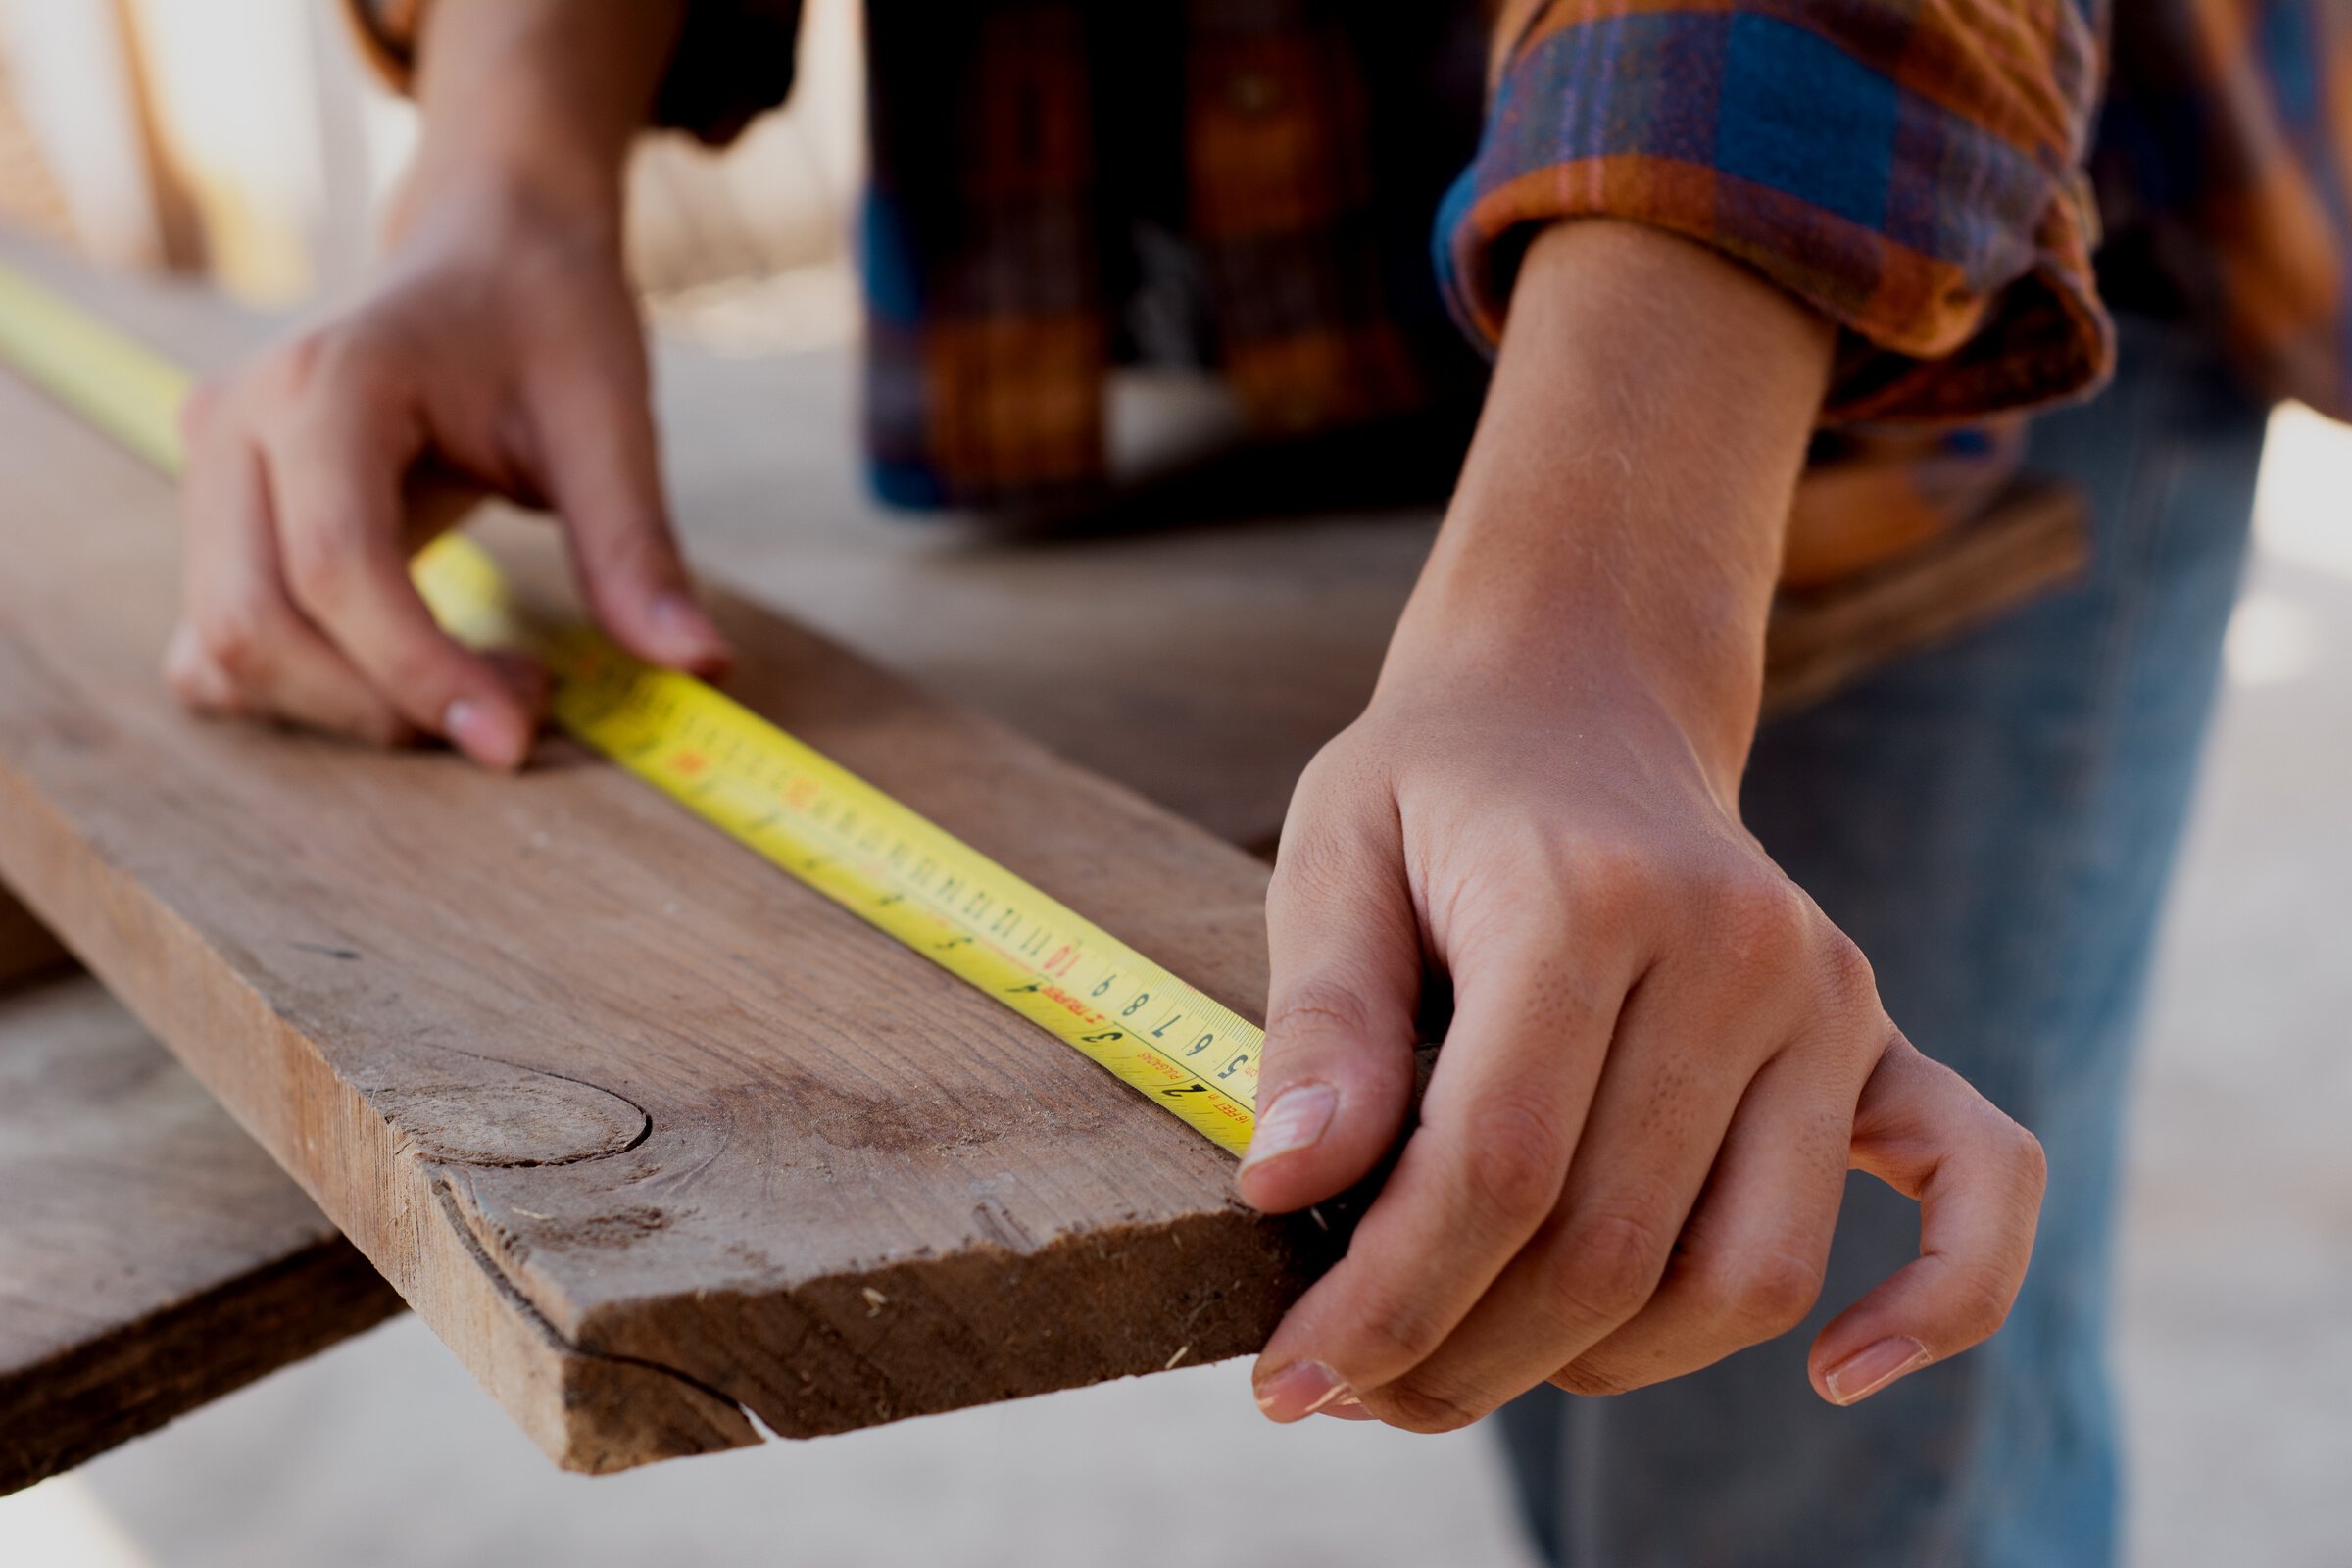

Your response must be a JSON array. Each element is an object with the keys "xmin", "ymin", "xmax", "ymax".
[
  {"xmin": 0, "ymin": 975, "xmax": 402, "ymax": 1495},
  {"xmin": 0, "ymin": 353, "xmax": 1348, "ymax": 1470}
]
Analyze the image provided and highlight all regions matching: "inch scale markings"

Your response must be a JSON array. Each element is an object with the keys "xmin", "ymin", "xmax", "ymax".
[{"xmin": 515, "ymin": 620, "xmax": 1261, "ymax": 1151}]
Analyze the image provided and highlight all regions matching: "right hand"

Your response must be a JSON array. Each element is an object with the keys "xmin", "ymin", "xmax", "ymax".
[{"xmin": 166, "ymin": 188, "xmax": 730, "ymax": 769}]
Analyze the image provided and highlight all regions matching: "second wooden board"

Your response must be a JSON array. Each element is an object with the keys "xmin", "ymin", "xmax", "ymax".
[{"xmin": 0, "ymin": 974, "xmax": 401, "ymax": 1494}]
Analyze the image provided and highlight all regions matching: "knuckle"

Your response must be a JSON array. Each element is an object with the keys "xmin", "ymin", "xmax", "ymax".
[
  {"xmin": 179, "ymin": 378, "xmax": 226, "ymax": 443},
  {"xmin": 1816, "ymin": 931, "xmax": 1880, "ymax": 1012},
  {"xmin": 1697, "ymin": 1247, "xmax": 1824, "ymax": 1339},
  {"xmin": 278, "ymin": 529, "xmax": 351, "ymax": 609},
  {"xmin": 379, "ymin": 639, "xmax": 461, "ymax": 706},
  {"xmin": 163, "ymin": 635, "xmax": 238, "ymax": 714},
  {"xmin": 1347, "ymin": 1289, "xmax": 1450, "ymax": 1371},
  {"xmin": 270, "ymin": 323, "xmax": 408, "ymax": 428},
  {"xmin": 266, "ymin": 328, "xmax": 334, "ymax": 395},
  {"xmin": 195, "ymin": 601, "xmax": 274, "ymax": 681},
  {"xmin": 1551, "ymin": 1359, "xmax": 1642, "ymax": 1397},
  {"xmin": 274, "ymin": 324, "xmax": 372, "ymax": 393},
  {"xmin": 597, "ymin": 514, "xmax": 681, "ymax": 580},
  {"xmin": 1545, "ymin": 1208, "xmax": 1671, "ymax": 1326},
  {"xmin": 1264, "ymin": 978, "xmax": 1379, "ymax": 1052},
  {"xmin": 162, "ymin": 649, "xmax": 213, "ymax": 709},
  {"xmin": 1948, "ymin": 1268, "xmax": 2021, "ymax": 1345},
  {"xmin": 1712, "ymin": 868, "xmax": 1815, "ymax": 967},
  {"xmin": 1374, "ymin": 1380, "xmax": 1488, "ymax": 1435},
  {"xmin": 1564, "ymin": 838, "xmax": 1654, "ymax": 914},
  {"xmin": 1269, "ymin": 823, "xmax": 1376, "ymax": 909},
  {"xmin": 1456, "ymin": 1101, "xmax": 1570, "ymax": 1228},
  {"xmin": 2009, "ymin": 1123, "xmax": 2050, "ymax": 1199}
]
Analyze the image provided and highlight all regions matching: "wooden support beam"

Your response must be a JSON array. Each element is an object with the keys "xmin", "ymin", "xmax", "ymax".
[{"xmin": 0, "ymin": 974, "xmax": 401, "ymax": 1494}]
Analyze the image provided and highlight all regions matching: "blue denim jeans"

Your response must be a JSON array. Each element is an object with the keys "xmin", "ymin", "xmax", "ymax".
[{"xmin": 1494, "ymin": 314, "xmax": 2271, "ymax": 1568}]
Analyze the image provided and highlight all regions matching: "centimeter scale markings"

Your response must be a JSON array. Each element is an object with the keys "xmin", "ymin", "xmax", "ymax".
[{"xmin": 0, "ymin": 259, "xmax": 1262, "ymax": 1155}]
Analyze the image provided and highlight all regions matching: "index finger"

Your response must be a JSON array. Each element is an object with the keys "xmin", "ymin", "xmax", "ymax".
[
  {"xmin": 1252, "ymin": 909, "xmax": 1637, "ymax": 1421},
  {"xmin": 266, "ymin": 373, "xmax": 536, "ymax": 769}
]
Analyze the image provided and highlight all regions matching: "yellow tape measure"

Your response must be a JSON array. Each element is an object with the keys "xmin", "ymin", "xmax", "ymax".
[{"xmin": 0, "ymin": 259, "xmax": 1262, "ymax": 1155}]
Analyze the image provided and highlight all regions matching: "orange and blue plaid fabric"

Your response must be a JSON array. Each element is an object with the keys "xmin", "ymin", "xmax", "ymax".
[
  {"xmin": 353, "ymin": 0, "xmax": 2349, "ymax": 541},
  {"xmin": 853, "ymin": 0, "xmax": 1488, "ymax": 507}
]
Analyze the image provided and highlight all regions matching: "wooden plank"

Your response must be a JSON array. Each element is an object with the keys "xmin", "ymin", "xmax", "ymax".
[
  {"xmin": 0, "ymin": 351, "xmax": 1344, "ymax": 1471},
  {"xmin": 0, "ymin": 973, "xmax": 402, "ymax": 1494}
]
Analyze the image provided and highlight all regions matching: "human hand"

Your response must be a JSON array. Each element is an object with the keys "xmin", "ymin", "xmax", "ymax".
[
  {"xmin": 1240, "ymin": 662, "xmax": 2045, "ymax": 1427},
  {"xmin": 1237, "ymin": 220, "xmax": 2044, "ymax": 1429},
  {"xmin": 165, "ymin": 0, "xmax": 717, "ymax": 768}
]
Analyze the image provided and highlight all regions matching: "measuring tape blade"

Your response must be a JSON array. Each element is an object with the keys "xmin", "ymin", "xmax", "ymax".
[{"xmin": 0, "ymin": 258, "xmax": 1262, "ymax": 1155}]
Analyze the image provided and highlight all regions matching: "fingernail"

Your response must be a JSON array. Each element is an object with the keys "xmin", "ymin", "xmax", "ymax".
[
  {"xmin": 1254, "ymin": 1360, "xmax": 1353, "ymax": 1423},
  {"xmin": 444, "ymin": 698, "xmax": 525, "ymax": 771},
  {"xmin": 651, "ymin": 592, "xmax": 729, "ymax": 667},
  {"xmin": 1824, "ymin": 1337, "xmax": 1932, "ymax": 1405},
  {"xmin": 1316, "ymin": 1395, "xmax": 1377, "ymax": 1422},
  {"xmin": 1238, "ymin": 1084, "xmax": 1338, "ymax": 1176}
]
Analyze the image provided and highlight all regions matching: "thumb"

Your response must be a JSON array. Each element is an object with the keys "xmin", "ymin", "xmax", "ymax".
[
  {"xmin": 1807, "ymin": 1034, "xmax": 2047, "ymax": 1406},
  {"xmin": 1238, "ymin": 776, "xmax": 1423, "ymax": 1213},
  {"xmin": 524, "ymin": 359, "xmax": 731, "ymax": 675}
]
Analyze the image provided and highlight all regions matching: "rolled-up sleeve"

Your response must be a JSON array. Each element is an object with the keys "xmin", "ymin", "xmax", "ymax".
[
  {"xmin": 1436, "ymin": 0, "xmax": 2112, "ymax": 423},
  {"xmin": 344, "ymin": 0, "xmax": 803, "ymax": 146}
]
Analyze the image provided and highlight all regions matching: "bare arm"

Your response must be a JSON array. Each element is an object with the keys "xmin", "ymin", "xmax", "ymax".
[{"xmin": 397, "ymin": 0, "xmax": 681, "ymax": 237}]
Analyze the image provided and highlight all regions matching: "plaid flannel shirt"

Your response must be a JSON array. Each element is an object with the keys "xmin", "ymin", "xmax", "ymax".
[{"xmin": 352, "ymin": 0, "xmax": 2348, "ymax": 584}]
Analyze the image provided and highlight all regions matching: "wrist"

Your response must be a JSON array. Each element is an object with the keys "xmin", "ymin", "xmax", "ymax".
[
  {"xmin": 389, "ymin": 0, "xmax": 685, "ymax": 249},
  {"xmin": 1384, "ymin": 546, "xmax": 1761, "ymax": 803},
  {"xmin": 393, "ymin": 154, "xmax": 625, "ymax": 258}
]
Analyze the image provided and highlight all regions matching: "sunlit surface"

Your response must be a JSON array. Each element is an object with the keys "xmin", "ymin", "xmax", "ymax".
[
  {"xmin": 2226, "ymin": 592, "xmax": 2326, "ymax": 686},
  {"xmin": 0, "ymin": 1477, "xmax": 155, "ymax": 1568},
  {"xmin": 2253, "ymin": 403, "xmax": 2352, "ymax": 582}
]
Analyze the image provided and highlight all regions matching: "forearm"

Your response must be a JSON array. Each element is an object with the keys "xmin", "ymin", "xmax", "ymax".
[
  {"xmin": 393, "ymin": 0, "xmax": 687, "ymax": 241},
  {"xmin": 1394, "ymin": 220, "xmax": 1833, "ymax": 796}
]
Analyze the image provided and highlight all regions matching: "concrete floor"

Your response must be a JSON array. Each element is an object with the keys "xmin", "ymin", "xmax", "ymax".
[
  {"xmin": 1, "ymin": 409, "xmax": 2345, "ymax": 1566},
  {"xmin": 2107, "ymin": 405, "xmax": 2352, "ymax": 1568}
]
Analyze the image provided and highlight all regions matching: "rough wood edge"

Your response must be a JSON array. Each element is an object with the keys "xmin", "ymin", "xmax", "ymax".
[
  {"xmin": 484, "ymin": 1170, "xmax": 1352, "ymax": 1443},
  {"xmin": 0, "ymin": 1233, "xmax": 402, "ymax": 1496}
]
